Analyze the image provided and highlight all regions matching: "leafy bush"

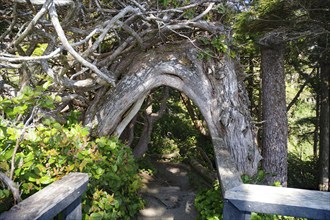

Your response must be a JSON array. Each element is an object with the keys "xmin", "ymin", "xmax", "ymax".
[
  {"xmin": 194, "ymin": 180, "xmax": 223, "ymax": 220},
  {"xmin": 0, "ymin": 87, "xmax": 143, "ymax": 219}
]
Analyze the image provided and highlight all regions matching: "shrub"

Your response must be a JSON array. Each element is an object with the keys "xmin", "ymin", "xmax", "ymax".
[
  {"xmin": 194, "ymin": 180, "xmax": 223, "ymax": 220},
  {"xmin": 0, "ymin": 87, "xmax": 143, "ymax": 219}
]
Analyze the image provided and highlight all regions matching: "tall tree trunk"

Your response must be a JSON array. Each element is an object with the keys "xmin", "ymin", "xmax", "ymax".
[
  {"xmin": 261, "ymin": 44, "xmax": 288, "ymax": 186},
  {"xmin": 319, "ymin": 61, "xmax": 329, "ymax": 191},
  {"xmin": 314, "ymin": 67, "xmax": 320, "ymax": 157}
]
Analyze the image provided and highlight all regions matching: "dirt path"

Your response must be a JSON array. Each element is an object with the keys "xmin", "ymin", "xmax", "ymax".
[{"xmin": 136, "ymin": 160, "xmax": 198, "ymax": 220}]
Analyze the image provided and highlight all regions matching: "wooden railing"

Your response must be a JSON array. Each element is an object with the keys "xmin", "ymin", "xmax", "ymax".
[
  {"xmin": 223, "ymin": 184, "xmax": 330, "ymax": 220},
  {"xmin": 0, "ymin": 172, "xmax": 89, "ymax": 220}
]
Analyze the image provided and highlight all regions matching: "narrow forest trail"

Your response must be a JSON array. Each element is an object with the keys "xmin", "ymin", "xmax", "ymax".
[{"xmin": 136, "ymin": 160, "xmax": 198, "ymax": 220}]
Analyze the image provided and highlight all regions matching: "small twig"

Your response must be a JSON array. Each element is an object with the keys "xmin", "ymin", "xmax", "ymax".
[
  {"xmin": 0, "ymin": 3, "xmax": 18, "ymax": 42},
  {"xmin": 83, "ymin": 6, "xmax": 140, "ymax": 57},
  {"xmin": 117, "ymin": 21, "xmax": 145, "ymax": 49},
  {"xmin": 10, "ymin": 107, "xmax": 37, "ymax": 181},
  {"xmin": 11, "ymin": 0, "xmax": 51, "ymax": 48},
  {"xmin": 0, "ymin": 49, "xmax": 61, "ymax": 62},
  {"xmin": 191, "ymin": 3, "xmax": 214, "ymax": 22}
]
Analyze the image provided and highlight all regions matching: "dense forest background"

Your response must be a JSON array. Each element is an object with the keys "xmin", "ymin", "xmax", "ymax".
[{"xmin": 0, "ymin": 0, "xmax": 329, "ymax": 219}]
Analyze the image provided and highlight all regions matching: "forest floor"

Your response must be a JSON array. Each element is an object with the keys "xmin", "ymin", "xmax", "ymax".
[{"xmin": 135, "ymin": 159, "xmax": 199, "ymax": 220}]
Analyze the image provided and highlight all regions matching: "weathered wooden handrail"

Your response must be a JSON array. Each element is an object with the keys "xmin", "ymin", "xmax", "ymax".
[
  {"xmin": 0, "ymin": 172, "xmax": 89, "ymax": 220},
  {"xmin": 223, "ymin": 184, "xmax": 330, "ymax": 220}
]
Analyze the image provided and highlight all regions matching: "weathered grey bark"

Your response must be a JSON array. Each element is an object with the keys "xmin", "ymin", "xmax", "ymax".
[
  {"xmin": 133, "ymin": 87, "xmax": 169, "ymax": 158},
  {"xmin": 319, "ymin": 61, "xmax": 329, "ymax": 191},
  {"xmin": 181, "ymin": 93, "xmax": 208, "ymax": 136},
  {"xmin": 84, "ymin": 43, "xmax": 261, "ymax": 192},
  {"xmin": 261, "ymin": 44, "xmax": 288, "ymax": 186},
  {"xmin": 120, "ymin": 115, "xmax": 138, "ymax": 146},
  {"xmin": 0, "ymin": 172, "xmax": 21, "ymax": 204},
  {"xmin": 314, "ymin": 88, "xmax": 319, "ymax": 157}
]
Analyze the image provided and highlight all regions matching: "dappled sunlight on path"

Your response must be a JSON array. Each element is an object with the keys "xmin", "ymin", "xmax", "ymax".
[{"xmin": 136, "ymin": 161, "xmax": 198, "ymax": 220}]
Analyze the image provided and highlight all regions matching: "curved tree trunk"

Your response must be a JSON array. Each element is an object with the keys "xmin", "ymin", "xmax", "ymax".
[{"xmin": 84, "ymin": 43, "xmax": 261, "ymax": 192}]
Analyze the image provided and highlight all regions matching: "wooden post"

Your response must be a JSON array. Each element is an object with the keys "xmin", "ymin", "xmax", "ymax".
[
  {"xmin": 62, "ymin": 197, "xmax": 82, "ymax": 220},
  {"xmin": 223, "ymin": 199, "xmax": 251, "ymax": 220}
]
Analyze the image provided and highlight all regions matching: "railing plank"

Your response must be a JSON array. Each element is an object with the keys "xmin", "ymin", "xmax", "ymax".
[
  {"xmin": 0, "ymin": 172, "xmax": 88, "ymax": 220},
  {"xmin": 224, "ymin": 184, "xmax": 330, "ymax": 220}
]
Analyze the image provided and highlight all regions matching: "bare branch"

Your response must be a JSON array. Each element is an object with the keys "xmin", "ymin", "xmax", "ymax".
[
  {"xmin": 83, "ymin": 6, "xmax": 140, "ymax": 57},
  {"xmin": 11, "ymin": 0, "xmax": 50, "ymax": 48},
  {"xmin": 0, "ymin": 3, "xmax": 17, "ymax": 42},
  {"xmin": 192, "ymin": 2, "xmax": 215, "ymax": 22},
  {"xmin": 14, "ymin": 0, "xmax": 73, "ymax": 5},
  {"xmin": 0, "ymin": 172, "xmax": 21, "ymax": 204},
  {"xmin": 41, "ymin": 61, "xmax": 101, "ymax": 90},
  {"xmin": 48, "ymin": 2, "xmax": 115, "ymax": 86},
  {"xmin": 10, "ymin": 107, "xmax": 36, "ymax": 180}
]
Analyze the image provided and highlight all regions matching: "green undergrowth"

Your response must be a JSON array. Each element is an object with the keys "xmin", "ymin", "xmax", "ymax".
[{"xmin": 0, "ymin": 87, "xmax": 143, "ymax": 219}]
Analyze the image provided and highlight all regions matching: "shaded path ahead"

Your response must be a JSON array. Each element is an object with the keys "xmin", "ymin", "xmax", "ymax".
[{"xmin": 136, "ymin": 160, "xmax": 198, "ymax": 220}]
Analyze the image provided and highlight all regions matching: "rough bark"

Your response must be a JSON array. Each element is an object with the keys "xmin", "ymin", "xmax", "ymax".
[
  {"xmin": 261, "ymin": 45, "xmax": 288, "ymax": 186},
  {"xmin": 319, "ymin": 61, "xmax": 329, "ymax": 191},
  {"xmin": 181, "ymin": 93, "xmax": 208, "ymax": 136},
  {"xmin": 0, "ymin": 172, "xmax": 21, "ymax": 204},
  {"xmin": 84, "ymin": 42, "xmax": 261, "ymax": 192},
  {"xmin": 133, "ymin": 87, "xmax": 169, "ymax": 158}
]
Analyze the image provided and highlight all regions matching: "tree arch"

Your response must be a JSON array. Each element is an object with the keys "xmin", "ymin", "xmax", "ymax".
[{"xmin": 84, "ymin": 43, "xmax": 261, "ymax": 192}]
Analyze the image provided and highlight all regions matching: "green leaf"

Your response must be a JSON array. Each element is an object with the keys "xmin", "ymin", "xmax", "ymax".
[
  {"xmin": 96, "ymin": 167, "xmax": 104, "ymax": 175},
  {"xmin": 0, "ymin": 128, "xmax": 5, "ymax": 140},
  {"xmin": 66, "ymin": 164, "xmax": 75, "ymax": 172},
  {"xmin": 54, "ymin": 95, "xmax": 62, "ymax": 102},
  {"xmin": 0, "ymin": 189, "xmax": 10, "ymax": 199},
  {"xmin": 7, "ymin": 127, "xmax": 19, "ymax": 140},
  {"xmin": 28, "ymin": 176, "xmax": 36, "ymax": 182},
  {"xmin": 26, "ymin": 129, "xmax": 38, "ymax": 142},
  {"xmin": 22, "ymin": 161, "xmax": 33, "ymax": 169},
  {"xmin": 42, "ymin": 81, "xmax": 52, "ymax": 89},
  {"xmin": 112, "ymin": 165, "xmax": 118, "ymax": 173},
  {"xmin": 4, "ymin": 148, "xmax": 14, "ymax": 160},
  {"xmin": 12, "ymin": 105, "xmax": 28, "ymax": 115},
  {"xmin": 90, "ymin": 213, "xmax": 104, "ymax": 220},
  {"xmin": 39, "ymin": 175, "xmax": 52, "ymax": 185}
]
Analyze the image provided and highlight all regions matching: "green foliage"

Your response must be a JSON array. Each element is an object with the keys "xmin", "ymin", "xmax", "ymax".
[
  {"xmin": 287, "ymin": 83, "xmax": 316, "ymax": 159},
  {"xmin": 149, "ymin": 90, "xmax": 199, "ymax": 158},
  {"xmin": 197, "ymin": 34, "xmax": 237, "ymax": 60},
  {"xmin": 234, "ymin": 0, "xmax": 294, "ymax": 37},
  {"xmin": 288, "ymin": 153, "xmax": 318, "ymax": 189},
  {"xmin": 194, "ymin": 180, "xmax": 223, "ymax": 220},
  {"xmin": 0, "ymin": 89, "xmax": 143, "ymax": 219},
  {"xmin": 242, "ymin": 170, "xmax": 266, "ymax": 184}
]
